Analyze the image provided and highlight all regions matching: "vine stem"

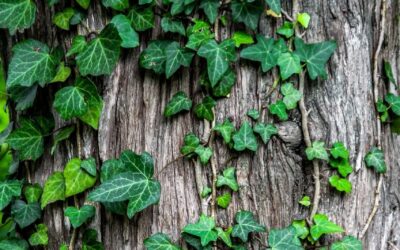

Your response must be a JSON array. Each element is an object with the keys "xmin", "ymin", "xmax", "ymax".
[
  {"xmin": 359, "ymin": 0, "xmax": 387, "ymax": 239},
  {"xmin": 155, "ymin": 155, "xmax": 185, "ymax": 178}
]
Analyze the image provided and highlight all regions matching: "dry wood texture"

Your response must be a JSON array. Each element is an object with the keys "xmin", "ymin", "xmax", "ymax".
[{"xmin": 1, "ymin": 0, "xmax": 399, "ymax": 249}]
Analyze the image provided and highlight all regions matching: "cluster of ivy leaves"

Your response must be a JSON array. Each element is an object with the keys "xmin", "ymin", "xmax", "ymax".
[{"xmin": 0, "ymin": 0, "xmax": 391, "ymax": 249}]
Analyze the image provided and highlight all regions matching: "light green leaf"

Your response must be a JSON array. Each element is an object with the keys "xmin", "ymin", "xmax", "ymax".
[
  {"xmin": 52, "ymin": 8, "xmax": 75, "ymax": 30},
  {"xmin": 51, "ymin": 125, "xmax": 75, "ymax": 155},
  {"xmin": 0, "ymin": 239, "xmax": 28, "ymax": 250},
  {"xmin": 364, "ymin": 147, "xmax": 386, "ymax": 173},
  {"xmin": 53, "ymin": 86, "xmax": 88, "ymax": 120},
  {"xmin": 233, "ymin": 121, "xmax": 258, "ymax": 152},
  {"xmin": 180, "ymin": 133, "xmax": 200, "ymax": 156},
  {"xmin": 213, "ymin": 119, "xmax": 235, "ymax": 144},
  {"xmin": 310, "ymin": 214, "xmax": 344, "ymax": 241},
  {"xmin": 199, "ymin": 0, "xmax": 220, "ymax": 24},
  {"xmin": 292, "ymin": 220, "xmax": 309, "ymax": 240},
  {"xmin": 297, "ymin": 13, "xmax": 311, "ymax": 28},
  {"xmin": 161, "ymin": 17, "xmax": 186, "ymax": 36},
  {"xmin": 230, "ymin": 0, "xmax": 263, "ymax": 30},
  {"xmin": 76, "ymin": 0, "xmax": 90, "ymax": 9},
  {"xmin": 195, "ymin": 145, "xmax": 213, "ymax": 165},
  {"xmin": 277, "ymin": 21, "xmax": 294, "ymax": 39},
  {"xmin": 128, "ymin": 6, "xmax": 154, "ymax": 31},
  {"xmin": 246, "ymin": 109, "xmax": 260, "ymax": 120},
  {"xmin": 201, "ymin": 186, "xmax": 212, "ymax": 198},
  {"xmin": 329, "ymin": 175, "xmax": 352, "ymax": 194},
  {"xmin": 0, "ymin": 0, "xmax": 36, "ymax": 34},
  {"xmin": 164, "ymin": 91, "xmax": 192, "ymax": 117},
  {"xmin": 183, "ymin": 214, "xmax": 218, "ymax": 246},
  {"xmin": 40, "ymin": 171, "xmax": 65, "ymax": 208},
  {"xmin": 101, "ymin": 0, "xmax": 129, "ymax": 11},
  {"xmin": 305, "ymin": 141, "xmax": 329, "ymax": 161},
  {"xmin": 194, "ymin": 96, "xmax": 216, "ymax": 121},
  {"xmin": 330, "ymin": 142, "xmax": 349, "ymax": 159},
  {"xmin": 269, "ymin": 100, "xmax": 288, "ymax": 121},
  {"xmin": 64, "ymin": 205, "xmax": 95, "ymax": 228},
  {"xmin": 186, "ymin": 28, "xmax": 214, "ymax": 51},
  {"xmin": 0, "ymin": 180, "xmax": 22, "ymax": 210},
  {"xmin": 216, "ymin": 227, "xmax": 232, "ymax": 247},
  {"xmin": 267, "ymin": 226, "xmax": 303, "ymax": 250},
  {"xmin": 66, "ymin": 35, "xmax": 87, "ymax": 57},
  {"xmin": 75, "ymin": 77, "xmax": 103, "ymax": 129},
  {"xmin": 385, "ymin": 93, "xmax": 400, "ymax": 115},
  {"xmin": 11, "ymin": 200, "xmax": 41, "ymax": 228},
  {"xmin": 23, "ymin": 183, "xmax": 42, "ymax": 203},
  {"xmin": 50, "ymin": 62, "xmax": 71, "ymax": 83},
  {"xmin": 76, "ymin": 24, "xmax": 121, "ymax": 76},
  {"xmin": 216, "ymin": 167, "xmax": 238, "ymax": 191},
  {"xmin": 63, "ymin": 158, "xmax": 96, "ymax": 197},
  {"xmin": 29, "ymin": 224, "xmax": 48, "ymax": 246},
  {"xmin": 165, "ymin": 42, "xmax": 194, "ymax": 78},
  {"xmin": 265, "ymin": 0, "xmax": 281, "ymax": 14},
  {"xmin": 232, "ymin": 31, "xmax": 254, "ymax": 47},
  {"xmin": 281, "ymin": 82, "xmax": 302, "ymax": 110},
  {"xmin": 217, "ymin": 193, "xmax": 231, "ymax": 208},
  {"xmin": 111, "ymin": 14, "xmax": 139, "ymax": 48},
  {"xmin": 253, "ymin": 123, "xmax": 277, "ymax": 144},
  {"xmin": 298, "ymin": 196, "xmax": 311, "ymax": 207},
  {"xmin": 331, "ymin": 236, "xmax": 362, "ymax": 250},
  {"xmin": 277, "ymin": 52, "xmax": 301, "ymax": 80},
  {"xmin": 144, "ymin": 233, "xmax": 181, "ymax": 250},
  {"xmin": 232, "ymin": 210, "xmax": 265, "ymax": 242}
]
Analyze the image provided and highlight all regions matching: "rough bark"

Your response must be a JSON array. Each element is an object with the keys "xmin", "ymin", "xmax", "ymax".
[{"xmin": 0, "ymin": 0, "xmax": 399, "ymax": 249}]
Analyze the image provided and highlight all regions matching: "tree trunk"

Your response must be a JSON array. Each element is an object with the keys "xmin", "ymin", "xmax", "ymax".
[{"xmin": 1, "ymin": 0, "xmax": 399, "ymax": 249}]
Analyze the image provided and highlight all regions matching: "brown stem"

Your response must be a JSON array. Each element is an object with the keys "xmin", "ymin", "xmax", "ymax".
[{"xmin": 155, "ymin": 155, "xmax": 185, "ymax": 178}]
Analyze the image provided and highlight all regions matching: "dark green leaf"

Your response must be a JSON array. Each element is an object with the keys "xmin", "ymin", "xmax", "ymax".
[
  {"xmin": 230, "ymin": 0, "xmax": 263, "ymax": 30},
  {"xmin": 66, "ymin": 35, "xmax": 87, "ymax": 57},
  {"xmin": 165, "ymin": 42, "xmax": 194, "ymax": 78},
  {"xmin": 246, "ymin": 109, "xmax": 260, "ymax": 120},
  {"xmin": 0, "ymin": 0, "xmax": 36, "ymax": 34},
  {"xmin": 182, "ymin": 214, "xmax": 218, "ymax": 246},
  {"xmin": 384, "ymin": 61, "xmax": 396, "ymax": 84},
  {"xmin": 81, "ymin": 157, "xmax": 97, "ymax": 176},
  {"xmin": 265, "ymin": 0, "xmax": 281, "ymax": 14},
  {"xmin": 8, "ymin": 85, "xmax": 38, "ymax": 111},
  {"xmin": 164, "ymin": 91, "xmax": 192, "ymax": 117},
  {"xmin": 76, "ymin": 0, "xmax": 90, "ymax": 9},
  {"xmin": 385, "ymin": 93, "xmax": 400, "ymax": 116},
  {"xmin": 0, "ymin": 180, "xmax": 22, "ymax": 210},
  {"xmin": 128, "ymin": 6, "xmax": 154, "ymax": 31},
  {"xmin": 277, "ymin": 52, "xmax": 301, "ymax": 80},
  {"xmin": 75, "ymin": 77, "xmax": 103, "ymax": 129},
  {"xmin": 232, "ymin": 210, "xmax": 265, "ymax": 242},
  {"xmin": 267, "ymin": 226, "xmax": 303, "ymax": 250},
  {"xmin": 216, "ymin": 227, "xmax": 232, "ymax": 247},
  {"xmin": 277, "ymin": 21, "xmax": 294, "ymax": 38},
  {"xmin": 181, "ymin": 133, "xmax": 200, "ymax": 156},
  {"xmin": 11, "ymin": 200, "xmax": 41, "ymax": 228},
  {"xmin": 199, "ymin": 0, "xmax": 220, "ymax": 24},
  {"xmin": 53, "ymin": 86, "xmax": 88, "ymax": 120},
  {"xmin": 111, "ymin": 14, "xmax": 139, "ymax": 48},
  {"xmin": 161, "ymin": 17, "xmax": 186, "ymax": 36},
  {"xmin": 233, "ymin": 121, "xmax": 258, "ymax": 152},
  {"xmin": 364, "ymin": 147, "xmax": 386, "ymax": 173},
  {"xmin": 195, "ymin": 145, "xmax": 213, "ymax": 165},
  {"xmin": 101, "ymin": 0, "xmax": 129, "ymax": 11},
  {"xmin": 144, "ymin": 233, "xmax": 181, "ymax": 250},
  {"xmin": 212, "ymin": 68, "xmax": 236, "ymax": 97},
  {"xmin": 194, "ymin": 96, "xmax": 216, "ymax": 121},
  {"xmin": 140, "ymin": 40, "xmax": 170, "ymax": 74},
  {"xmin": 65, "ymin": 205, "xmax": 95, "ymax": 228},
  {"xmin": 51, "ymin": 125, "xmax": 75, "ymax": 155}
]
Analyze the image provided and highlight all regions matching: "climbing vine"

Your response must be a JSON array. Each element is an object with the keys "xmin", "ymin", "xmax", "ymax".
[{"xmin": 0, "ymin": 0, "xmax": 395, "ymax": 249}]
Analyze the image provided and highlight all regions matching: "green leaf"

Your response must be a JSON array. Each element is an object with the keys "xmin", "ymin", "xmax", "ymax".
[
  {"xmin": 76, "ymin": 24, "xmax": 121, "ymax": 76},
  {"xmin": 23, "ymin": 183, "xmax": 42, "ymax": 203},
  {"xmin": 186, "ymin": 25, "xmax": 214, "ymax": 51},
  {"xmin": 76, "ymin": 0, "xmax": 90, "ymax": 9},
  {"xmin": 232, "ymin": 210, "xmax": 265, "ymax": 242},
  {"xmin": 385, "ymin": 93, "xmax": 400, "ymax": 115},
  {"xmin": 194, "ymin": 96, "xmax": 216, "ymax": 121},
  {"xmin": 291, "ymin": 220, "xmax": 309, "ymax": 240},
  {"xmin": 216, "ymin": 167, "xmax": 239, "ymax": 191},
  {"xmin": 51, "ymin": 125, "xmax": 75, "ymax": 155},
  {"xmin": 82, "ymin": 229, "xmax": 104, "ymax": 250},
  {"xmin": 277, "ymin": 52, "xmax": 301, "ymax": 80},
  {"xmin": 28, "ymin": 224, "xmax": 48, "ymax": 246},
  {"xmin": 253, "ymin": 123, "xmax": 277, "ymax": 144},
  {"xmin": 50, "ymin": 62, "xmax": 71, "ymax": 83},
  {"xmin": 183, "ymin": 214, "xmax": 218, "ymax": 246},
  {"xmin": 195, "ymin": 145, "xmax": 213, "ymax": 165},
  {"xmin": 265, "ymin": 0, "xmax": 281, "ymax": 14},
  {"xmin": 7, "ymin": 39, "xmax": 59, "ymax": 88},
  {"xmin": 305, "ymin": 141, "xmax": 329, "ymax": 161},
  {"xmin": 8, "ymin": 85, "xmax": 37, "ymax": 111},
  {"xmin": 294, "ymin": 38, "xmax": 337, "ymax": 80},
  {"xmin": 53, "ymin": 8, "xmax": 75, "ymax": 30},
  {"xmin": 64, "ymin": 205, "xmax": 95, "ymax": 228},
  {"xmin": 230, "ymin": 0, "xmax": 263, "ymax": 30},
  {"xmin": 269, "ymin": 100, "xmax": 288, "ymax": 121},
  {"xmin": 63, "ymin": 158, "xmax": 96, "ymax": 197},
  {"xmin": 75, "ymin": 77, "xmax": 103, "ymax": 129},
  {"xmin": 101, "ymin": 0, "xmax": 129, "ymax": 11},
  {"xmin": 81, "ymin": 157, "xmax": 97, "ymax": 177},
  {"xmin": 140, "ymin": 40, "xmax": 169, "ymax": 74},
  {"xmin": 331, "ymin": 236, "xmax": 362, "ymax": 250},
  {"xmin": 198, "ymin": 39, "xmax": 236, "ymax": 86},
  {"xmin": 277, "ymin": 21, "xmax": 294, "ymax": 39},
  {"xmin": 6, "ymin": 118, "xmax": 44, "ymax": 160},
  {"xmin": 267, "ymin": 226, "xmax": 303, "ymax": 250},
  {"xmin": 0, "ymin": 180, "xmax": 22, "ymax": 210},
  {"xmin": 217, "ymin": 193, "xmax": 231, "ymax": 208},
  {"xmin": 53, "ymin": 86, "xmax": 88, "ymax": 120},
  {"xmin": 246, "ymin": 109, "xmax": 260, "ymax": 120},
  {"xmin": 66, "ymin": 35, "xmax": 87, "ymax": 57},
  {"xmin": 216, "ymin": 227, "xmax": 232, "ymax": 247},
  {"xmin": 69, "ymin": 9, "xmax": 85, "ymax": 25},
  {"xmin": 232, "ymin": 31, "xmax": 254, "ymax": 47},
  {"xmin": 330, "ymin": 142, "xmax": 349, "ymax": 159},
  {"xmin": 11, "ymin": 200, "xmax": 41, "ymax": 228},
  {"xmin": 144, "ymin": 233, "xmax": 181, "ymax": 250},
  {"xmin": 182, "ymin": 233, "xmax": 212, "ymax": 250},
  {"xmin": 212, "ymin": 68, "xmax": 236, "ymax": 97},
  {"xmin": 384, "ymin": 61, "xmax": 396, "ymax": 84},
  {"xmin": 201, "ymin": 186, "xmax": 212, "ymax": 198},
  {"xmin": 298, "ymin": 196, "xmax": 311, "ymax": 207},
  {"xmin": 213, "ymin": 119, "xmax": 235, "ymax": 144},
  {"xmin": 329, "ymin": 175, "xmax": 352, "ymax": 194},
  {"xmin": 111, "ymin": 14, "xmax": 139, "ymax": 48},
  {"xmin": 161, "ymin": 17, "xmax": 186, "ymax": 36},
  {"xmin": 233, "ymin": 121, "xmax": 258, "ymax": 152},
  {"xmin": 164, "ymin": 91, "xmax": 192, "ymax": 117},
  {"xmin": 199, "ymin": 0, "xmax": 220, "ymax": 24},
  {"xmin": 364, "ymin": 147, "xmax": 386, "ymax": 173},
  {"xmin": 281, "ymin": 82, "xmax": 302, "ymax": 110},
  {"xmin": 296, "ymin": 13, "xmax": 311, "ymax": 28},
  {"xmin": 120, "ymin": 150, "xmax": 155, "ymax": 179},
  {"xmin": 310, "ymin": 214, "xmax": 344, "ymax": 241},
  {"xmin": 180, "ymin": 133, "xmax": 200, "ymax": 156},
  {"xmin": 377, "ymin": 100, "xmax": 389, "ymax": 122},
  {"xmin": 165, "ymin": 42, "xmax": 194, "ymax": 78},
  {"xmin": 40, "ymin": 171, "xmax": 65, "ymax": 208},
  {"xmin": 128, "ymin": 6, "xmax": 154, "ymax": 31},
  {"xmin": 0, "ymin": 0, "xmax": 36, "ymax": 34}
]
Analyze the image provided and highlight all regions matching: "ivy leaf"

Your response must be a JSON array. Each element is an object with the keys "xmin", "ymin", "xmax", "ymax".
[
  {"xmin": 213, "ymin": 119, "xmax": 235, "ymax": 144},
  {"xmin": 194, "ymin": 96, "xmax": 216, "ymax": 121},
  {"xmin": 51, "ymin": 125, "xmax": 75, "ymax": 155},
  {"xmin": 195, "ymin": 145, "xmax": 213, "ymax": 165},
  {"xmin": 331, "ymin": 236, "xmax": 362, "ymax": 250},
  {"xmin": 11, "ymin": 200, "xmax": 41, "ymax": 228},
  {"xmin": 385, "ymin": 93, "xmax": 400, "ymax": 115},
  {"xmin": 230, "ymin": 0, "xmax": 263, "ymax": 30},
  {"xmin": 269, "ymin": 100, "xmax": 288, "ymax": 121},
  {"xmin": 201, "ymin": 186, "xmax": 212, "ymax": 198},
  {"xmin": 199, "ymin": 0, "xmax": 220, "ymax": 24},
  {"xmin": 0, "ymin": 180, "xmax": 22, "ymax": 210},
  {"xmin": 53, "ymin": 86, "xmax": 88, "ymax": 120},
  {"xmin": 7, "ymin": 39, "xmax": 59, "ymax": 88},
  {"xmin": 82, "ymin": 229, "xmax": 104, "ymax": 250},
  {"xmin": 111, "ymin": 14, "xmax": 139, "ymax": 48},
  {"xmin": 246, "ymin": 109, "xmax": 260, "ymax": 120},
  {"xmin": 329, "ymin": 175, "xmax": 352, "ymax": 193},
  {"xmin": 281, "ymin": 82, "xmax": 302, "ymax": 110},
  {"xmin": 8, "ymin": 85, "xmax": 37, "ymax": 111},
  {"xmin": 294, "ymin": 38, "xmax": 337, "ymax": 80},
  {"xmin": 330, "ymin": 142, "xmax": 349, "ymax": 159},
  {"xmin": 291, "ymin": 220, "xmax": 309, "ymax": 240},
  {"xmin": 182, "ymin": 214, "xmax": 218, "ymax": 246},
  {"xmin": 298, "ymin": 196, "xmax": 311, "ymax": 207},
  {"xmin": 233, "ymin": 121, "xmax": 258, "ymax": 152},
  {"xmin": 253, "ymin": 123, "xmax": 277, "ymax": 144},
  {"xmin": 164, "ymin": 92, "xmax": 192, "ymax": 117},
  {"xmin": 101, "ymin": 0, "xmax": 129, "ymax": 11},
  {"xmin": 66, "ymin": 35, "xmax": 87, "ymax": 57},
  {"xmin": 53, "ymin": 8, "xmax": 75, "ymax": 30},
  {"xmin": 63, "ymin": 158, "xmax": 96, "ymax": 197},
  {"xmin": 140, "ymin": 40, "xmax": 169, "ymax": 74},
  {"xmin": 232, "ymin": 210, "xmax": 265, "ymax": 242},
  {"xmin": 212, "ymin": 68, "xmax": 236, "ymax": 97},
  {"xmin": 216, "ymin": 227, "xmax": 233, "ymax": 247},
  {"xmin": 217, "ymin": 193, "xmax": 231, "ymax": 208},
  {"xmin": 277, "ymin": 52, "xmax": 302, "ymax": 80},
  {"xmin": 50, "ymin": 62, "xmax": 71, "ymax": 83},
  {"xmin": 277, "ymin": 22, "xmax": 294, "ymax": 39},
  {"xmin": 182, "ymin": 233, "xmax": 212, "ymax": 250},
  {"xmin": 186, "ymin": 24, "xmax": 214, "ymax": 51},
  {"xmin": 64, "ymin": 205, "xmax": 95, "ymax": 228},
  {"xmin": 120, "ymin": 150, "xmax": 155, "ymax": 179},
  {"xmin": 6, "ymin": 118, "xmax": 45, "ymax": 160},
  {"xmin": 333, "ymin": 159, "xmax": 353, "ymax": 177},
  {"xmin": 364, "ymin": 147, "xmax": 386, "ymax": 173},
  {"xmin": 76, "ymin": 24, "xmax": 121, "ymax": 76},
  {"xmin": 265, "ymin": 0, "xmax": 281, "ymax": 14},
  {"xmin": 144, "ymin": 233, "xmax": 181, "ymax": 250},
  {"xmin": 216, "ymin": 167, "xmax": 239, "ymax": 191},
  {"xmin": 198, "ymin": 39, "xmax": 236, "ymax": 86},
  {"xmin": 128, "ymin": 6, "xmax": 154, "ymax": 31},
  {"xmin": 23, "ymin": 183, "xmax": 42, "ymax": 203},
  {"xmin": 181, "ymin": 133, "xmax": 200, "ymax": 156},
  {"xmin": 0, "ymin": 0, "xmax": 36, "ymax": 34},
  {"xmin": 76, "ymin": 0, "xmax": 90, "ymax": 9},
  {"xmin": 80, "ymin": 158, "xmax": 96, "ymax": 177},
  {"xmin": 267, "ymin": 226, "xmax": 303, "ymax": 250},
  {"xmin": 384, "ymin": 61, "xmax": 396, "ymax": 84},
  {"xmin": 232, "ymin": 31, "xmax": 254, "ymax": 48},
  {"xmin": 165, "ymin": 42, "xmax": 194, "ymax": 78},
  {"xmin": 40, "ymin": 171, "xmax": 65, "ymax": 208},
  {"xmin": 28, "ymin": 224, "xmax": 48, "ymax": 246},
  {"xmin": 161, "ymin": 17, "xmax": 186, "ymax": 36},
  {"xmin": 310, "ymin": 214, "xmax": 344, "ymax": 241},
  {"xmin": 297, "ymin": 13, "xmax": 311, "ymax": 28},
  {"xmin": 305, "ymin": 141, "xmax": 329, "ymax": 161}
]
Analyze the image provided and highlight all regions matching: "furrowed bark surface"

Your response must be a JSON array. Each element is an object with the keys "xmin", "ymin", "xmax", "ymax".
[{"xmin": 0, "ymin": 0, "xmax": 399, "ymax": 249}]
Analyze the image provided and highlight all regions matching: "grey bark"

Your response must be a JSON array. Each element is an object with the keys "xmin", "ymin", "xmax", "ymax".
[{"xmin": 1, "ymin": 0, "xmax": 399, "ymax": 249}]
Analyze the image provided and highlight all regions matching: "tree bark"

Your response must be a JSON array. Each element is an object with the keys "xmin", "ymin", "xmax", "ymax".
[{"xmin": 1, "ymin": 0, "xmax": 399, "ymax": 249}]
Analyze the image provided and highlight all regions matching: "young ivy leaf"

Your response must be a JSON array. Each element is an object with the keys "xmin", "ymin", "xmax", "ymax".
[
  {"xmin": 161, "ymin": 17, "xmax": 186, "ymax": 36},
  {"xmin": 165, "ymin": 42, "xmax": 194, "ymax": 78},
  {"xmin": 330, "ymin": 142, "xmax": 350, "ymax": 159},
  {"xmin": 330, "ymin": 158, "xmax": 353, "ymax": 178},
  {"xmin": 246, "ymin": 109, "xmax": 260, "ymax": 120},
  {"xmin": 127, "ymin": 6, "xmax": 154, "ymax": 32},
  {"xmin": 66, "ymin": 35, "xmax": 87, "ymax": 57},
  {"xmin": 216, "ymin": 227, "xmax": 233, "ymax": 248},
  {"xmin": 52, "ymin": 8, "xmax": 75, "ymax": 30},
  {"xmin": 384, "ymin": 93, "xmax": 400, "ymax": 116},
  {"xmin": 164, "ymin": 91, "xmax": 192, "ymax": 117},
  {"xmin": 305, "ymin": 141, "xmax": 329, "ymax": 161},
  {"xmin": 213, "ymin": 119, "xmax": 235, "ymax": 144},
  {"xmin": 11, "ymin": 200, "xmax": 41, "ymax": 228},
  {"xmin": 232, "ymin": 210, "xmax": 266, "ymax": 242},
  {"xmin": 268, "ymin": 226, "xmax": 303, "ymax": 250},
  {"xmin": 76, "ymin": 24, "xmax": 121, "ymax": 76},
  {"xmin": 28, "ymin": 224, "xmax": 48, "ymax": 246},
  {"xmin": 217, "ymin": 167, "xmax": 239, "ymax": 191},
  {"xmin": 101, "ymin": 0, "xmax": 129, "ymax": 11},
  {"xmin": 281, "ymin": 82, "xmax": 302, "ymax": 110},
  {"xmin": 292, "ymin": 220, "xmax": 309, "ymax": 240},
  {"xmin": 230, "ymin": 0, "xmax": 263, "ymax": 30},
  {"xmin": 182, "ymin": 214, "xmax": 218, "ymax": 246},
  {"xmin": 233, "ymin": 121, "xmax": 258, "ymax": 152},
  {"xmin": 23, "ymin": 183, "xmax": 43, "ymax": 203},
  {"xmin": 297, "ymin": 13, "xmax": 311, "ymax": 28},
  {"xmin": 40, "ymin": 171, "xmax": 65, "ymax": 209},
  {"xmin": 253, "ymin": 123, "xmax": 278, "ymax": 144},
  {"xmin": 64, "ymin": 205, "xmax": 95, "ymax": 228},
  {"xmin": 294, "ymin": 38, "xmax": 337, "ymax": 80},
  {"xmin": 81, "ymin": 157, "xmax": 97, "ymax": 177},
  {"xmin": 76, "ymin": 77, "xmax": 104, "ymax": 129},
  {"xmin": 0, "ymin": 0, "xmax": 36, "ymax": 35},
  {"xmin": 265, "ymin": 0, "xmax": 281, "ymax": 15},
  {"xmin": 180, "ymin": 133, "xmax": 200, "ymax": 156},
  {"xmin": 53, "ymin": 86, "xmax": 88, "ymax": 120},
  {"xmin": 217, "ymin": 193, "xmax": 231, "ymax": 209},
  {"xmin": 277, "ymin": 21, "xmax": 294, "ymax": 39},
  {"xmin": 277, "ymin": 52, "xmax": 302, "ymax": 80},
  {"xmin": 269, "ymin": 100, "xmax": 288, "ymax": 121},
  {"xmin": 199, "ymin": 0, "xmax": 220, "ymax": 24},
  {"xmin": 76, "ymin": 0, "xmax": 90, "ymax": 9},
  {"xmin": 232, "ymin": 31, "xmax": 254, "ymax": 47},
  {"xmin": 329, "ymin": 175, "xmax": 352, "ymax": 194},
  {"xmin": 201, "ymin": 186, "xmax": 212, "ymax": 198},
  {"xmin": 364, "ymin": 147, "xmax": 386, "ymax": 173},
  {"xmin": 111, "ymin": 14, "xmax": 139, "ymax": 49},
  {"xmin": 144, "ymin": 233, "xmax": 181, "ymax": 250},
  {"xmin": 331, "ymin": 236, "xmax": 362, "ymax": 250},
  {"xmin": 140, "ymin": 40, "xmax": 170, "ymax": 74},
  {"xmin": 298, "ymin": 195, "xmax": 311, "ymax": 207},
  {"xmin": 195, "ymin": 145, "xmax": 213, "ymax": 165},
  {"xmin": 0, "ymin": 180, "xmax": 22, "ymax": 210},
  {"xmin": 63, "ymin": 158, "xmax": 96, "ymax": 197},
  {"xmin": 310, "ymin": 214, "xmax": 344, "ymax": 241},
  {"xmin": 50, "ymin": 62, "xmax": 71, "ymax": 83},
  {"xmin": 194, "ymin": 96, "xmax": 217, "ymax": 121}
]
